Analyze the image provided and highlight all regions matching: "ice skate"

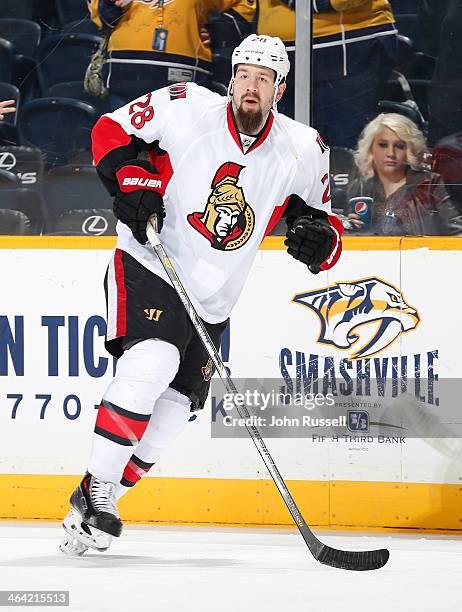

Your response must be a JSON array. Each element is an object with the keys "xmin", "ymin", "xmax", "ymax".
[
  {"xmin": 59, "ymin": 473, "xmax": 122, "ymax": 555},
  {"xmin": 59, "ymin": 522, "xmax": 89, "ymax": 557},
  {"xmin": 60, "ymin": 508, "xmax": 112, "ymax": 555}
]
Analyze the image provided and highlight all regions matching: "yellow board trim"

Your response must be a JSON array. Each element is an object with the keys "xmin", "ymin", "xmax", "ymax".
[
  {"xmin": 0, "ymin": 236, "xmax": 117, "ymax": 249},
  {"xmin": 0, "ymin": 236, "xmax": 461, "ymax": 250},
  {"xmin": 1, "ymin": 475, "xmax": 462, "ymax": 532},
  {"xmin": 260, "ymin": 236, "xmax": 462, "ymax": 250}
]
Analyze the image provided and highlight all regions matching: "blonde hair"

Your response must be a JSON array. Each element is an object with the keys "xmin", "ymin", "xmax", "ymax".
[{"xmin": 355, "ymin": 113, "xmax": 427, "ymax": 178}]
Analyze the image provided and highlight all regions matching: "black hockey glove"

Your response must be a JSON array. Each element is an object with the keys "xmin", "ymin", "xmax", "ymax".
[
  {"xmin": 114, "ymin": 159, "xmax": 165, "ymax": 245},
  {"xmin": 284, "ymin": 215, "xmax": 335, "ymax": 273}
]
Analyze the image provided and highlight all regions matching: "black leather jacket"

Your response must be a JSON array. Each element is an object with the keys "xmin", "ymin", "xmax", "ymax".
[{"xmin": 347, "ymin": 169, "xmax": 462, "ymax": 235}]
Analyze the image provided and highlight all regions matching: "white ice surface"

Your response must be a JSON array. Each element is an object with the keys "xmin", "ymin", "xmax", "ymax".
[{"xmin": 0, "ymin": 523, "xmax": 461, "ymax": 612}]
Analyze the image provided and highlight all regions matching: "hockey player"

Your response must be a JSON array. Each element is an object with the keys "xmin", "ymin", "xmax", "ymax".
[{"xmin": 60, "ymin": 34, "xmax": 343, "ymax": 555}]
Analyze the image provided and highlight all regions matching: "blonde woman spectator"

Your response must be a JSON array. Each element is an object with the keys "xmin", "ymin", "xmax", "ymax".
[
  {"xmin": 0, "ymin": 100, "xmax": 16, "ymax": 120},
  {"xmin": 346, "ymin": 113, "xmax": 462, "ymax": 235}
]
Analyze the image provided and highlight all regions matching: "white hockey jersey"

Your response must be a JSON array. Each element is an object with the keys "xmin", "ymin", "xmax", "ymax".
[{"xmin": 93, "ymin": 83, "xmax": 341, "ymax": 324}]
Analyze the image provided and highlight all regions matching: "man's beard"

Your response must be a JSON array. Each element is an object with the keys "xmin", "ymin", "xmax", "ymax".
[{"xmin": 236, "ymin": 101, "xmax": 263, "ymax": 134}]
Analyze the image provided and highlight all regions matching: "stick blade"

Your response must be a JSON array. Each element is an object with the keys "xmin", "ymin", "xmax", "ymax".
[{"xmin": 316, "ymin": 545, "xmax": 390, "ymax": 571}]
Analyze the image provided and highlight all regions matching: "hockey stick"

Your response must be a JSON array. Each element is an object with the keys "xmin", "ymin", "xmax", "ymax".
[{"xmin": 146, "ymin": 217, "xmax": 389, "ymax": 571}]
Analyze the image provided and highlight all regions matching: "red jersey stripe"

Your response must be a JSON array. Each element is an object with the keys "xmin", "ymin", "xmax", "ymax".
[
  {"xmin": 226, "ymin": 105, "xmax": 242, "ymax": 151},
  {"xmin": 92, "ymin": 116, "xmax": 132, "ymax": 166},
  {"xmin": 320, "ymin": 214, "xmax": 344, "ymax": 270},
  {"xmin": 226, "ymin": 105, "xmax": 275, "ymax": 155},
  {"xmin": 263, "ymin": 196, "xmax": 290, "ymax": 238},
  {"xmin": 248, "ymin": 111, "xmax": 274, "ymax": 154},
  {"xmin": 114, "ymin": 249, "xmax": 127, "ymax": 337}
]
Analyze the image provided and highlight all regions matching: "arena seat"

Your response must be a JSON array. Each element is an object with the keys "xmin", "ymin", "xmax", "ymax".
[
  {"xmin": 0, "ymin": 145, "xmax": 45, "ymax": 233},
  {"xmin": 395, "ymin": 14, "xmax": 425, "ymax": 51},
  {"xmin": 408, "ymin": 52, "xmax": 436, "ymax": 80},
  {"xmin": 37, "ymin": 34, "xmax": 101, "ymax": 95},
  {"xmin": 408, "ymin": 79, "xmax": 430, "ymax": 120},
  {"xmin": 63, "ymin": 19, "xmax": 99, "ymax": 36},
  {"xmin": 0, "ymin": 18, "xmax": 41, "ymax": 58},
  {"xmin": 0, "ymin": 168, "xmax": 19, "ymax": 186},
  {"xmin": 206, "ymin": 81, "xmax": 228, "ymax": 97},
  {"xmin": 0, "ymin": 208, "xmax": 31, "ymax": 234},
  {"xmin": 395, "ymin": 35, "xmax": 415, "ymax": 76},
  {"xmin": 383, "ymin": 77, "xmax": 430, "ymax": 121},
  {"xmin": 0, "ymin": 18, "xmax": 41, "ymax": 100},
  {"xmin": 0, "ymin": 146, "xmax": 46, "ymax": 233},
  {"xmin": 48, "ymin": 81, "xmax": 109, "ymax": 116},
  {"xmin": 0, "ymin": 145, "xmax": 44, "ymax": 190},
  {"xmin": 0, "ymin": 186, "xmax": 44, "ymax": 233},
  {"xmin": 0, "ymin": 38, "xmax": 13, "ymax": 82},
  {"xmin": 43, "ymin": 165, "xmax": 114, "ymax": 234},
  {"xmin": 55, "ymin": 0, "xmax": 91, "ymax": 27},
  {"xmin": 46, "ymin": 209, "xmax": 117, "ymax": 236},
  {"xmin": 377, "ymin": 99, "xmax": 427, "ymax": 133},
  {"xmin": 18, "ymin": 98, "xmax": 97, "ymax": 167},
  {"xmin": 207, "ymin": 11, "xmax": 246, "ymax": 53},
  {"xmin": 13, "ymin": 56, "xmax": 39, "ymax": 102}
]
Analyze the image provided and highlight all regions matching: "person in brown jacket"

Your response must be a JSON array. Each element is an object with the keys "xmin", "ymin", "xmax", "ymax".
[{"xmin": 346, "ymin": 113, "xmax": 462, "ymax": 235}]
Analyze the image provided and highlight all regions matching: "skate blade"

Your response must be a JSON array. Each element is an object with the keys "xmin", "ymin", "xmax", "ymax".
[
  {"xmin": 59, "ymin": 535, "xmax": 88, "ymax": 557},
  {"xmin": 62, "ymin": 509, "xmax": 112, "ymax": 552}
]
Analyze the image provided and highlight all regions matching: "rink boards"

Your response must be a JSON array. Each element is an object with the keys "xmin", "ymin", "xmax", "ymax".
[{"xmin": 0, "ymin": 235, "xmax": 461, "ymax": 531}]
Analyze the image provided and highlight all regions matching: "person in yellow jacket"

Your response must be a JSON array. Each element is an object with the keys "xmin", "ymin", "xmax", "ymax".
[
  {"xmin": 90, "ymin": 0, "xmax": 255, "ymax": 109},
  {"xmin": 258, "ymin": 0, "xmax": 397, "ymax": 148}
]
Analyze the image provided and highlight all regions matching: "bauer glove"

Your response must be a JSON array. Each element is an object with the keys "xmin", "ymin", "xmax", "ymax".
[
  {"xmin": 284, "ymin": 215, "xmax": 335, "ymax": 273},
  {"xmin": 114, "ymin": 159, "xmax": 165, "ymax": 245}
]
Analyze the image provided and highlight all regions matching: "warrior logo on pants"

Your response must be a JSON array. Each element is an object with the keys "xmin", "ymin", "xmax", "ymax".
[{"xmin": 187, "ymin": 162, "xmax": 255, "ymax": 250}]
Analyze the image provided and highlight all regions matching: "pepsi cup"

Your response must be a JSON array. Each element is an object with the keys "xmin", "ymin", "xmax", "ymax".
[{"xmin": 349, "ymin": 196, "xmax": 373, "ymax": 228}]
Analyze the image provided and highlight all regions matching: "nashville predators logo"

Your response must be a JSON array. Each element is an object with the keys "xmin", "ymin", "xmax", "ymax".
[
  {"xmin": 187, "ymin": 162, "xmax": 255, "ymax": 250},
  {"xmin": 293, "ymin": 277, "xmax": 420, "ymax": 359}
]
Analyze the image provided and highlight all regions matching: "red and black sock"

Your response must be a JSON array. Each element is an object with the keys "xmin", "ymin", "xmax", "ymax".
[
  {"xmin": 94, "ymin": 400, "xmax": 150, "ymax": 446},
  {"xmin": 120, "ymin": 454, "xmax": 155, "ymax": 488}
]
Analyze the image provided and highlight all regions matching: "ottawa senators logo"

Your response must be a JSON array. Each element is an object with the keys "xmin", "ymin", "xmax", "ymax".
[
  {"xmin": 187, "ymin": 162, "xmax": 255, "ymax": 250},
  {"xmin": 168, "ymin": 82, "xmax": 187, "ymax": 100}
]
